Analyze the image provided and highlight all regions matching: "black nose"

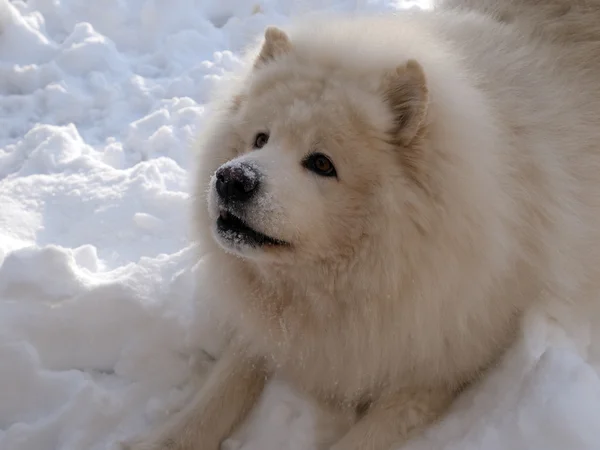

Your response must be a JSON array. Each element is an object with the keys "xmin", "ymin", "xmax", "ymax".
[{"xmin": 215, "ymin": 163, "xmax": 260, "ymax": 203}]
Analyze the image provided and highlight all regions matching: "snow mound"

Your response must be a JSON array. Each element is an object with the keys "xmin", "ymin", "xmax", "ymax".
[{"xmin": 0, "ymin": 0, "xmax": 599, "ymax": 449}]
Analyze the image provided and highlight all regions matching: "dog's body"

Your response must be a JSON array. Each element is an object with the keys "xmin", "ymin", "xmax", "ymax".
[{"xmin": 126, "ymin": 1, "xmax": 600, "ymax": 449}]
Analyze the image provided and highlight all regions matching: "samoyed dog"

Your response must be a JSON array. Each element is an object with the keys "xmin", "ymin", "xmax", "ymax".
[{"xmin": 126, "ymin": 1, "xmax": 600, "ymax": 449}]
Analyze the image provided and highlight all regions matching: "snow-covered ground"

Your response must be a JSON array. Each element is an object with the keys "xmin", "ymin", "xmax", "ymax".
[{"xmin": 1, "ymin": 0, "xmax": 600, "ymax": 449}]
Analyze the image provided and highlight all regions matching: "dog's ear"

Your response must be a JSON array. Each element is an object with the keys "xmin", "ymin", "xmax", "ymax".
[
  {"xmin": 381, "ymin": 59, "xmax": 429, "ymax": 146},
  {"xmin": 255, "ymin": 26, "xmax": 291, "ymax": 67}
]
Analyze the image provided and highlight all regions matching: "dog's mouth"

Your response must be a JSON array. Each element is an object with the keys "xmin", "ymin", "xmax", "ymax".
[{"xmin": 216, "ymin": 209, "xmax": 287, "ymax": 248}]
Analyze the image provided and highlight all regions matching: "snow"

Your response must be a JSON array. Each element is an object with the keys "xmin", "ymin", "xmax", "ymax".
[{"xmin": 0, "ymin": 0, "xmax": 599, "ymax": 449}]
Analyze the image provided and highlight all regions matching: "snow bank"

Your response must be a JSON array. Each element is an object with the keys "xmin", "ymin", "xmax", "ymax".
[{"xmin": 0, "ymin": 0, "xmax": 599, "ymax": 449}]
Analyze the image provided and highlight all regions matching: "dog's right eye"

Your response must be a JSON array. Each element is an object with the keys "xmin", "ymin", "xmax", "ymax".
[
  {"xmin": 303, "ymin": 153, "xmax": 337, "ymax": 178},
  {"xmin": 253, "ymin": 132, "xmax": 269, "ymax": 149}
]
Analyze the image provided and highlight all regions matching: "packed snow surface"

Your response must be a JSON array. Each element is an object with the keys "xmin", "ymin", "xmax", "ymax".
[{"xmin": 1, "ymin": 0, "xmax": 600, "ymax": 449}]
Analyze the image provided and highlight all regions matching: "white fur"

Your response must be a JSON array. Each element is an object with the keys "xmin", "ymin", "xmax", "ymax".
[{"xmin": 125, "ymin": 2, "xmax": 600, "ymax": 449}]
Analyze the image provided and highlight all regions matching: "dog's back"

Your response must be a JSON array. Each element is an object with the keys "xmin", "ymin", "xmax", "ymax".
[
  {"xmin": 438, "ymin": 0, "xmax": 600, "ymax": 72},
  {"xmin": 437, "ymin": 0, "xmax": 600, "ymax": 358}
]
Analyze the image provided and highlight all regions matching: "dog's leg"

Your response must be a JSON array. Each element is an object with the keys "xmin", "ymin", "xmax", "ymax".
[
  {"xmin": 123, "ymin": 346, "xmax": 268, "ymax": 450},
  {"xmin": 330, "ymin": 387, "xmax": 454, "ymax": 450}
]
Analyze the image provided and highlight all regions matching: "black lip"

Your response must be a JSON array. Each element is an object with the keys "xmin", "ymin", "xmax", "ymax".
[{"xmin": 216, "ymin": 210, "xmax": 286, "ymax": 247}]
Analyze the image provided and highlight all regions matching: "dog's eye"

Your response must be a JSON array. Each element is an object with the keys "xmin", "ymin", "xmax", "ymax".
[
  {"xmin": 303, "ymin": 153, "xmax": 337, "ymax": 178},
  {"xmin": 253, "ymin": 132, "xmax": 269, "ymax": 149}
]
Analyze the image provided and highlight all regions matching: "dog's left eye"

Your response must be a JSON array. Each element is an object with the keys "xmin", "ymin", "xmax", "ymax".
[
  {"xmin": 253, "ymin": 132, "xmax": 269, "ymax": 149},
  {"xmin": 303, "ymin": 153, "xmax": 337, "ymax": 178}
]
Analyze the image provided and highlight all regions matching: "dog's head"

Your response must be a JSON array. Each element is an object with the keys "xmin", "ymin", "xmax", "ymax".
[
  {"xmin": 197, "ymin": 25, "xmax": 433, "ymax": 266},
  {"xmin": 193, "ymin": 20, "xmax": 518, "ymax": 380}
]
